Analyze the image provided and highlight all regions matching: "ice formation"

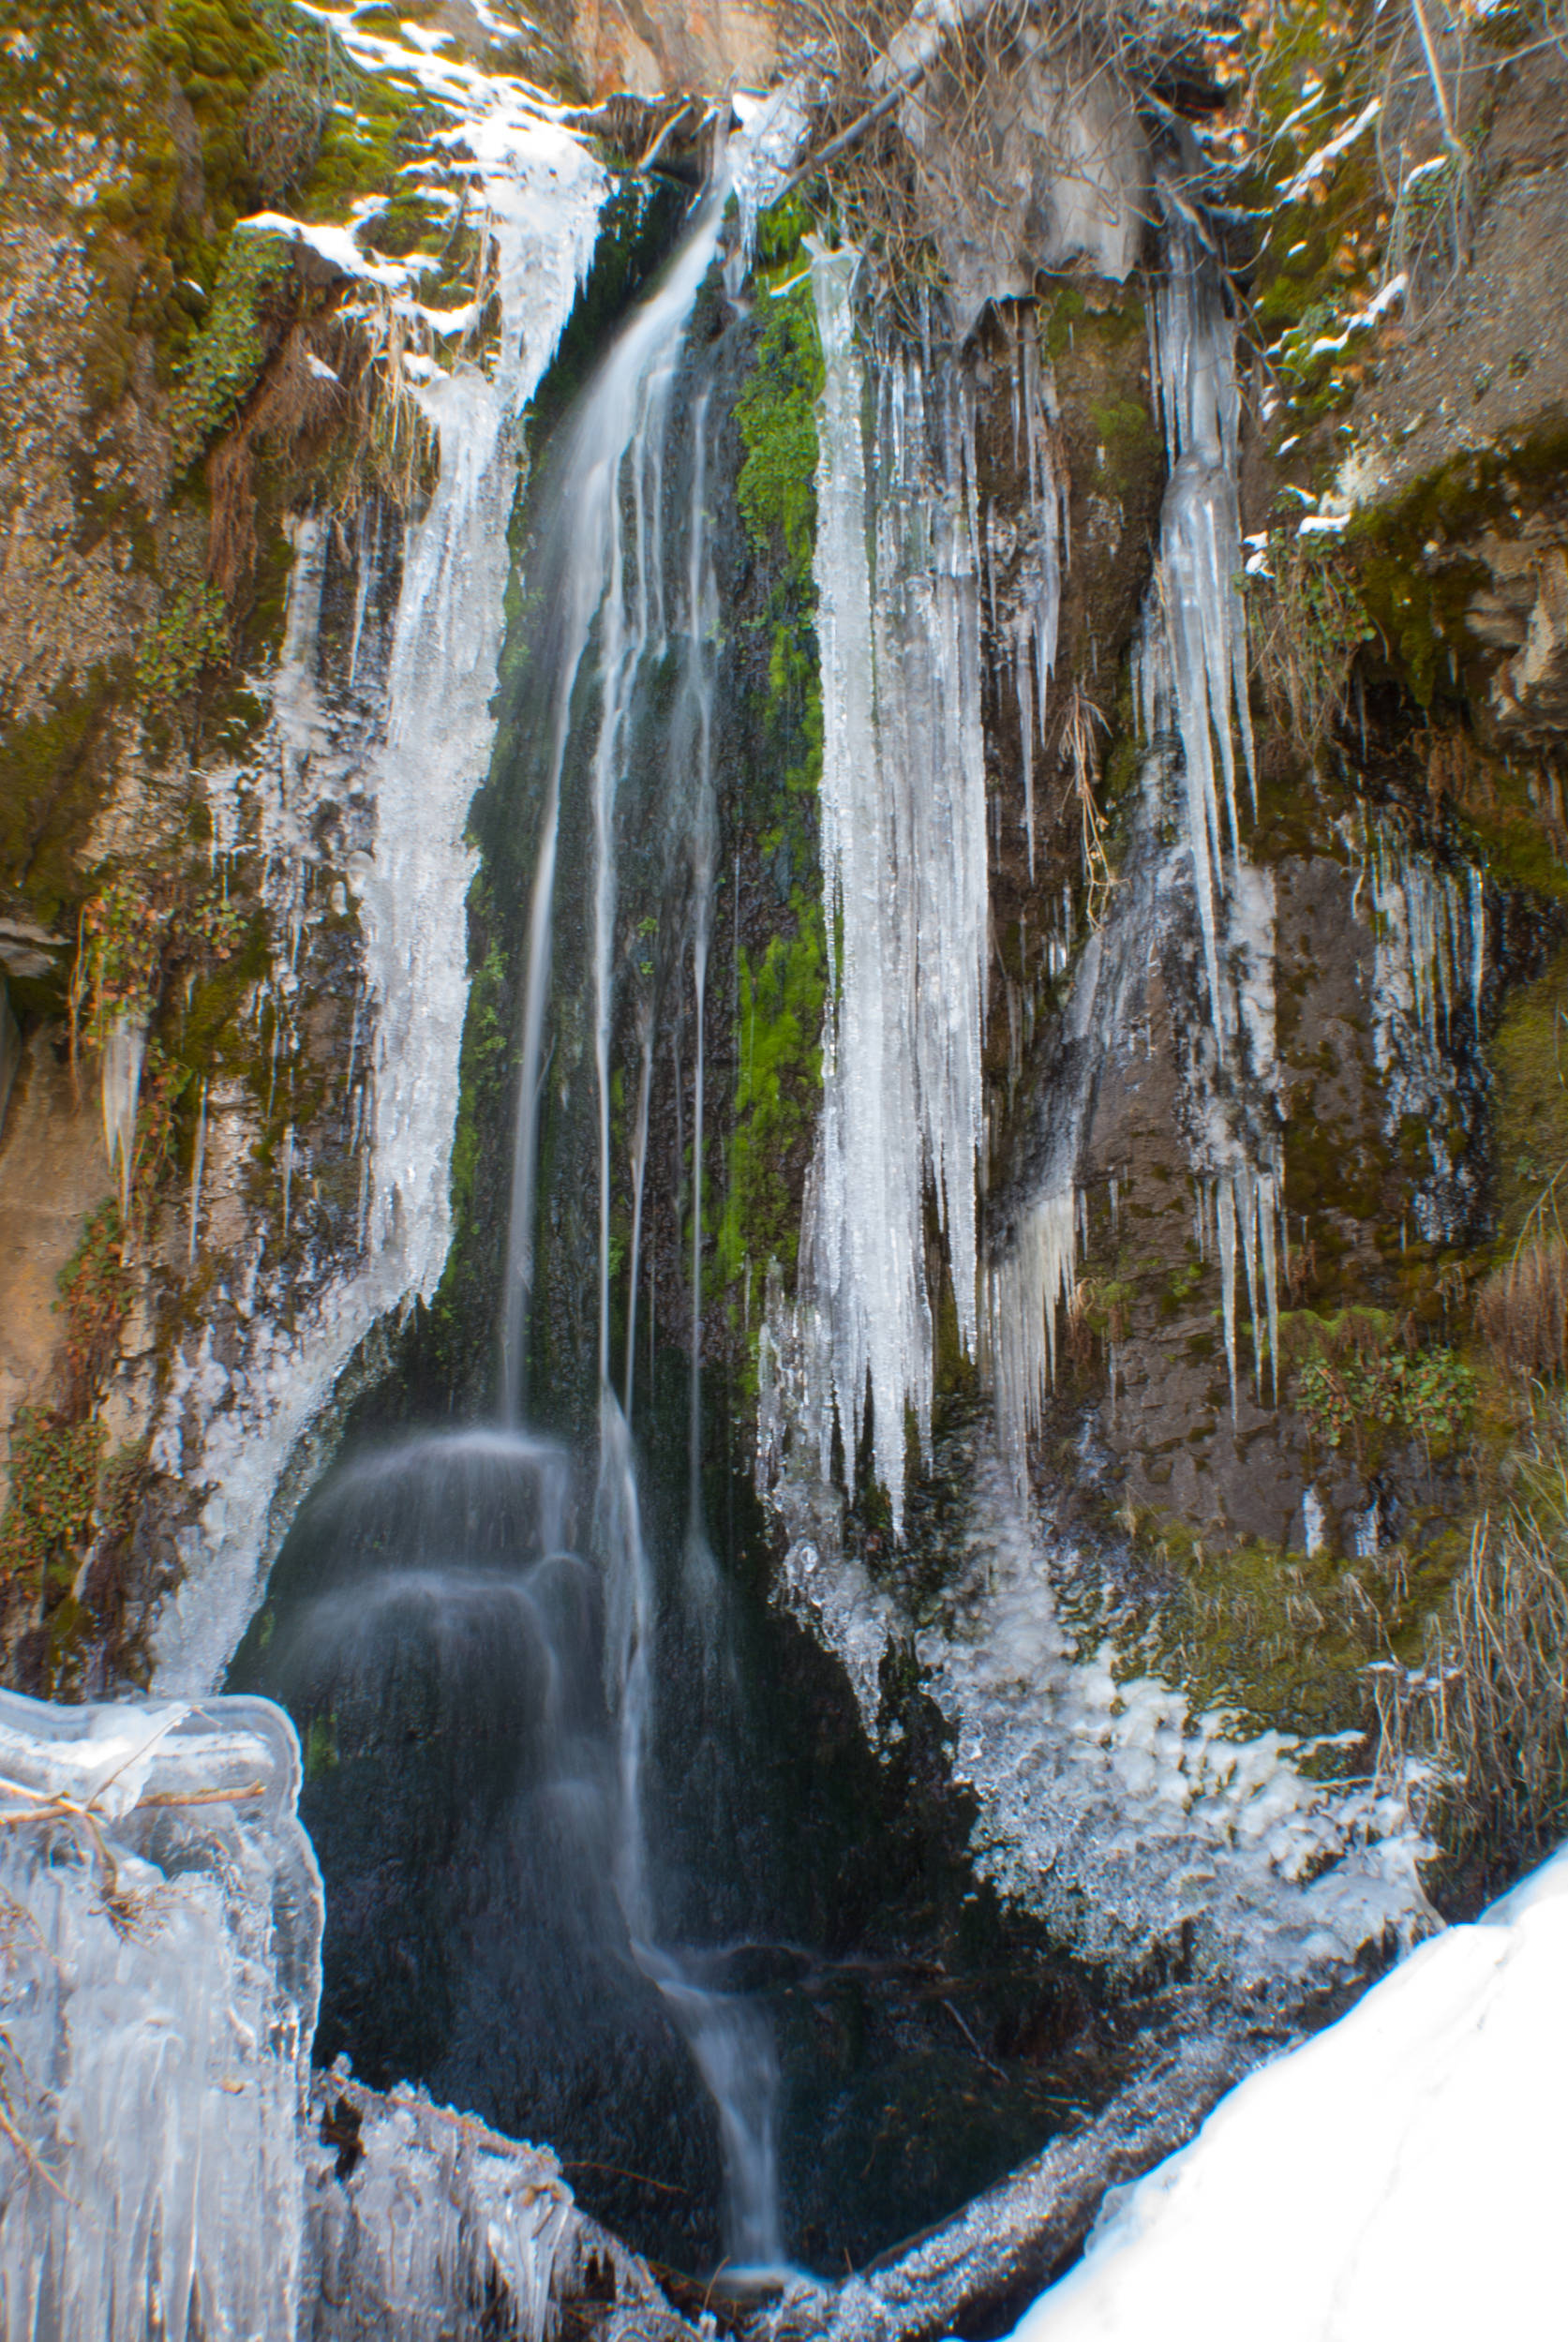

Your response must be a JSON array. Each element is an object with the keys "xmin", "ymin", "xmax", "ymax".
[
  {"xmin": 0, "ymin": 1691, "xmax": 321, "ymax": 2341},
  {"xmin": 151, "ymin": 85, "xmax": 607, "ymax": 1695},
  {"xmin": 984, "ymin": 212, "xmax": 1282, "ymax": 1466},
  {"xmin": 303, "ymin": 2081, "xmax": 576, "ymax": 2342},
  {"xmin": 767, "ymin": 1437, "xmax": 1429, "ymax": 1980},
  {"xmin": 994, "ymin": 314, "xmax": 1068, "ymax": 877},
  {"xmin": 1361, "ymin": 811, "xmax": 1487, "ymax": 1241},
  {"xmin": 769, "ymin": 239, "xmax": 993, "ymax": 1537},
  {"xmin": 99, "ymin": 1013, "xmax": 146, "ymax": 1216},
  {"xmin": 769, "ymin": 217, "xmax": 1394, "ymax": 1978},
  {"xmin": 1148, "ymin": 215, "xmax": 1257, "ymax": 1044},
  {"xmin": 1010, "ymin": 1840, "xmax": 1568, "ymax": 2341}
]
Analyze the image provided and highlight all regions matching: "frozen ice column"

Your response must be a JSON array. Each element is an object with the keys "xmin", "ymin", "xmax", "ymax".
[{"xmin": 0, "ymin": 1691, "xmax": 322, "ymax": 2342}]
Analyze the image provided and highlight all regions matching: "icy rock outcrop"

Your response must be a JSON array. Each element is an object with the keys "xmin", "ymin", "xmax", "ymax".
[
  {"xmin": 1361, "ymin": 813, "xmax": 1487, "ymax": 1243},
  {"xmin": 874, "ymin": 10, "xmax": 1147, "ymax": 335},
  {"xmin": 301, "ymin": 2071, "xmax": 693, "ymax": 2342},
  {"xmin": 150, "ymin": 103, "xmax": 607, "ymax": 1698},
  {"xmin": 0, "ymin": 1690, "xmax": 321, "ymax": 2342}
]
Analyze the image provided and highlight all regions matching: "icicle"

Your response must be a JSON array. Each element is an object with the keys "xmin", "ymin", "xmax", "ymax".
[
  {"xmin": 187, "ymin": 1077, "xmax": 208, "ymax": 1271},
  {"xmin": 100, "ymin": 1016, "xmax": 145, "ymax": 1218},
  {"xmin": 1216, "ymin": 1174, "xmax": 1239, "ymax": 1422},
  {"xmin": 280, "ymin": 1123, "xmax": 295, "ymax": 1243},
  {"xmin": 987, "ymin": 1188, "xmax": 1079, "ymax": 1483},
  {"xmin": 782, "ymin": 241, "xmax": 992, "ymax": 1538},
  {"xmin": 1151, "ymin": 201, "xmax": 1256, "ymax": 1052}
]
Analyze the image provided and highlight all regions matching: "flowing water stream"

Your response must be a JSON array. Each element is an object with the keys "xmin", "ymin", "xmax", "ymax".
[{"xmin": 217, "ymin": 125, "xmax": 1464, "ymax": 2295}]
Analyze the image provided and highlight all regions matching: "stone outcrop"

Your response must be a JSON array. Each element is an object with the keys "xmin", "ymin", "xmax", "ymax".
[{"xmin": 561, "ymin": 0, "xmax": 780, "ymax": 97}]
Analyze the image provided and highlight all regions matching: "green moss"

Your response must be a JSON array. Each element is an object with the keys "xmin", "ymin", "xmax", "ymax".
[
  {"xmin": 0, "ymin": 1410, "xmax": 104, "ymax": 1596},
  {"xmin": 0, "ymin": 667, "xmax": 124, "ymax": 931},
  {"xmin": 1119, "ymin": 1520, "xmax": 1406, "ymax": 1741},
  {"xmin": 716, "ymin": 219, "xmax": 831, "ymax": 1351},
  {"xmin": 735, "ymin": 276, "xmax": 824, "ymax": 574},
  {"xmin": 305, "ymin": 1709, "xmax": 340, "ymax": 1778},
  {"xmin": 1454, "ymin": 778, "xmax": 1568, "ymax": 901},
  {"xmin": 1086, "ymin": 392, "xmax": 1159, "ymax": 500},
  {"xmin": 153, "ymin": 0, "xmax": 282, "ymax": 234},
  {"xmin": 717, "ymin": 896, "xmax": 827, "ymax": 1294},
  {"xmin": 1489, "ymin": 947, "xmax": 1568, "ymax": 1245},
  {"xmin": 136, "ymin": 583, "xmax": 231, "ymax": 706},
  {"xmin": 447, "ymin": 926, "xmax": 511, "ymax": 1249}
]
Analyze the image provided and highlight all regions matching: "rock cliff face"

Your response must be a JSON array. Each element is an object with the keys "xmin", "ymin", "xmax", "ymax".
[
  {"xmin": 7, "ymin": 0, "xmax": 1568, "ymax": 2289},
  {"xmin": 560, "ymin": 0, "xmax": 779, "ymax": 97}
]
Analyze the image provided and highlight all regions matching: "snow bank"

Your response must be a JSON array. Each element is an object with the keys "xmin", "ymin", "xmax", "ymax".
[{"xmin": 1009, "ymin": 1844, "xmax": 1568, "ymax": 2341}]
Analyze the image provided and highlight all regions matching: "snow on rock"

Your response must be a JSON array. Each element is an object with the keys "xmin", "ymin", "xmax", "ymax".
[
  {"xmin": 0, "ymin": 1690, "xmax": 321, "ymax": 2342},
  {"xmin": 1010, "ymin": 1842, "xmax": 1568, "ymax": 2342}
]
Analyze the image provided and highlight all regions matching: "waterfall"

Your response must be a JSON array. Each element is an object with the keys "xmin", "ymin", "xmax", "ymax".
[
  {"xmin": 150, "ymin": 117, "xmax": 605, "ymax": 1696},
  {"xmin": 500, "ymin": 192, "xmax": 730, "ymax": 1418},
  {"xmin": 494, "ymin": 157, "xmax": 789, "ymax": 2269}
]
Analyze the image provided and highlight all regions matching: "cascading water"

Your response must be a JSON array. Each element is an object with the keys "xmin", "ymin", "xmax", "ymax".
[
  {"xmin": 494, "ymin": 158, "xmax": 787, "ymax": 2272},
  {"xmin": 151, "ymin": 104, "xmax": 606, "ymax": 1699},
  {"xmin": 233, "ymin": 162, "xmax": 793, "ymax": 2275}
]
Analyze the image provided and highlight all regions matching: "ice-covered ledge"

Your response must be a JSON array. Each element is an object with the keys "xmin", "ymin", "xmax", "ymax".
[
  {"xmin": 0, "ymin": 1692, "xmax": 322, "ymax": 2341},
  {"xmin": 0, "ymin": 1691, "xmax": 698, "ymax": 2342}
]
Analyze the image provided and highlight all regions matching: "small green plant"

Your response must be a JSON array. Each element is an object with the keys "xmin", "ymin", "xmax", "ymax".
[
  {"xmin": 136, "ymin": 583, "xmax": 231, "ymax": 709},
  {"xmin": 1297, "ymin": 1343, "xmax": 1476, "ymax": 1461},
  {"xmin": 1247, "ymin": 531, "xmax": 1373, "ymax": 750},
  {"xmin": 70, "ymin": 874, "xmax": 166, "ymax": 1054},
  {"xmin": 171, "ymin": 229, "xmax": 291, "ymax": 458},
  {"xmin": 57, "ymin": 1201, "xmax": 133, "ymax": 1414}
]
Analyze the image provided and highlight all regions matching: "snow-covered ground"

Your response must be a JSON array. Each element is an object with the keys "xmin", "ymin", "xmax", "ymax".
[{"xmin": 1010, "ymin": 1842, "xmax": 1568, "ymax": 2341}]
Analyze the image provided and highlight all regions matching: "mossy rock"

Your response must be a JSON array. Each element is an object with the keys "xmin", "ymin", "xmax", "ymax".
[{"xmin": 1488, "ymin": 944, "xmax": 1568, "ymax": 1244}]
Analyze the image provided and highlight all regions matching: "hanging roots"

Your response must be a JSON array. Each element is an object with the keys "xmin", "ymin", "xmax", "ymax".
[{"xmin": 1059, "ymin": 680, "xmax": 1113, "ymax": 927}]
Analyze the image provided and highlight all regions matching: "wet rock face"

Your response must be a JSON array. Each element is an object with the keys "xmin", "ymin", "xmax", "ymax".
[
  {"xmin": 1470, "ymin": 536, "xmax": 1568, "ymax": 734},
  {"xmin": 1058, "ymin": 838, "xmax": 1480, "ymax": 1557}
]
